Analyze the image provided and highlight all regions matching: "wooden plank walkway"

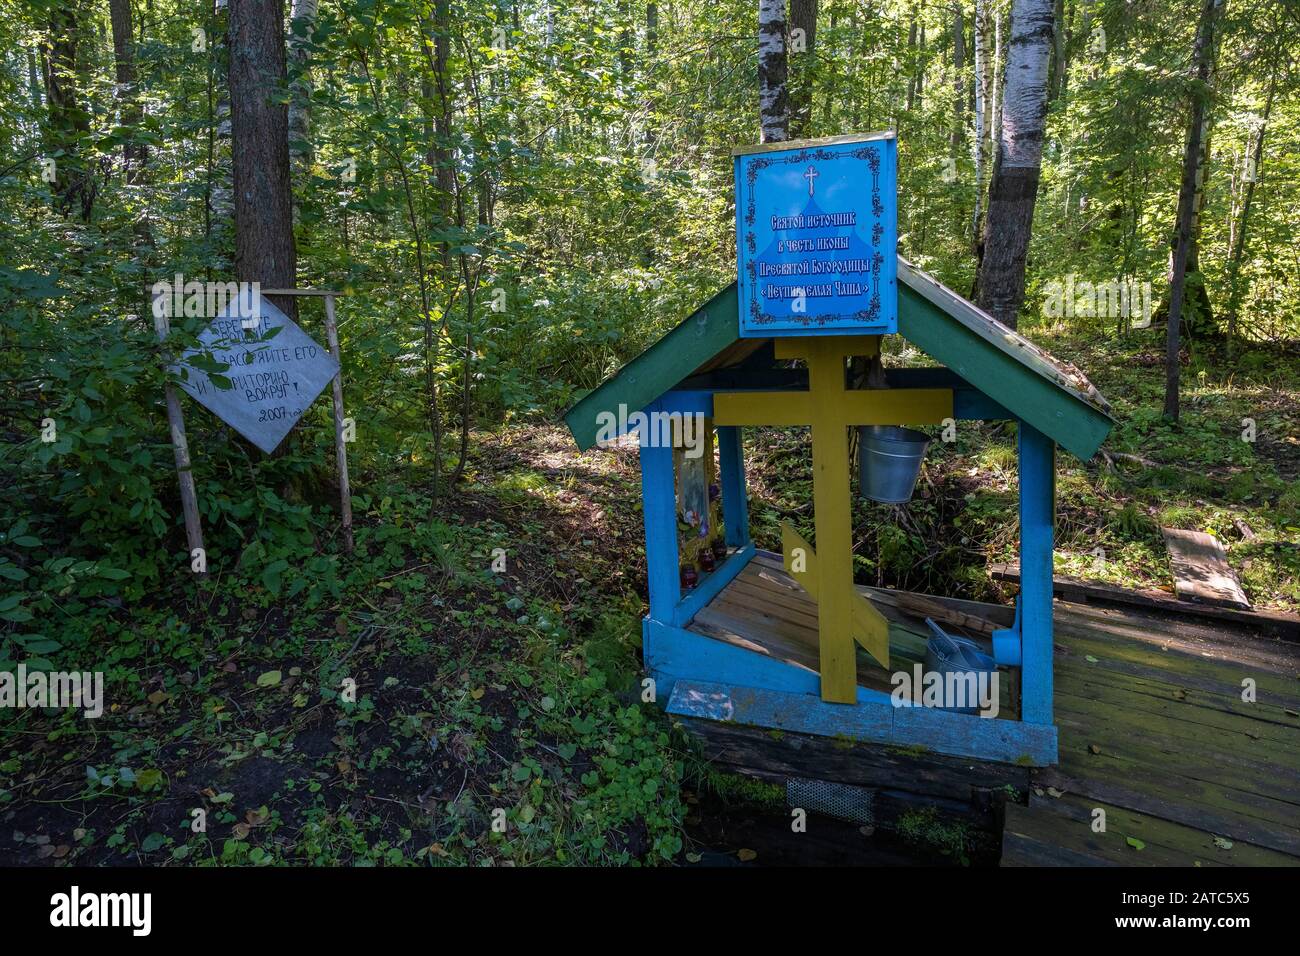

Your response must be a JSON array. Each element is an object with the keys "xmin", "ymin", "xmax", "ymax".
[
  {"xmin": 988, "ymin": 561, "xmax": 1299, "ymax": 639},
  {"xmin": 1003, "ymin": 598, "xmax": 1300, "ymax": 866},
  {"xmin": 680, "ymin": 556, "xmax": 1300, "ymax": 866}
]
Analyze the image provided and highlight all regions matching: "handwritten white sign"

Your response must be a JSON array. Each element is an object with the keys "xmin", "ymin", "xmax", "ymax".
[{"xmin": 173, "ymin": 298, "xmax": 339, "ymax": 453}]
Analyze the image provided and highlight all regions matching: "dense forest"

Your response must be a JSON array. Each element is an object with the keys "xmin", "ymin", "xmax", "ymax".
[{"xmin": 1, "ymin": 0, "xmax": 1297, "ymax": 868}]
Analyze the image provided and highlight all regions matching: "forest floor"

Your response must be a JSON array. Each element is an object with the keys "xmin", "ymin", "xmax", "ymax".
[{"xmin": 1, "ymin": 326, "xmax": 1296, "ymax": 867}]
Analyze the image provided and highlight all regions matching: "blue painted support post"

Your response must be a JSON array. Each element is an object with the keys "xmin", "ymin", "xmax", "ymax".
[
  {"xmin": 717, "ymin": 426, "xmax": 750, "ymax": 549},
  {"xmin": 1018, "ymin": 422, "xmax": 1056, "ymax": 727},
  {"xmin": 639, "ymin": 401, "xmax": 680, "ymax": 623}
]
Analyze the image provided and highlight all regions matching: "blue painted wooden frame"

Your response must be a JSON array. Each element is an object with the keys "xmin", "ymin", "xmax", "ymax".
[
  {"xmin": 634, "ymin": 387, "xmax": 1061, "ymax": 766},
  {"xmin": 644, "ymin": 618, "xmax": 896, "ymax": 709},
  {"xmin": 672, "ymin": 544, "xmax": 756, "ymax": 627},
  {"xmin": 1016, "ymin": 422, "xmax": 1056, "ymax": 728},
  {"xmin": 639, "ymin": 402, "xmax": 680, "ymax": 622},
  {"xmin": 666, "ymin": 678, "xmax": 1058, "ymax": 766},
  {"xmin": 717, "ymin": 425, "xmax": 750, "ymax": 548}
]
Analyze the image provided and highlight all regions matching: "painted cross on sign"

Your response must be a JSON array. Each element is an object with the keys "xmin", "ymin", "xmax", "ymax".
[{"xmin": 173, "ymin": 297, "xmax": 339, "ymax": 454}]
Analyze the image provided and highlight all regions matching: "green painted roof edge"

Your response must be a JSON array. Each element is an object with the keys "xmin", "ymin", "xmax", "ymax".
[
  {"xmin": 564, "ymin": 283, "xmax": 738, "ymax": 451},
  {"xmin": 896, "ymin": 261, "xmax": 1113, "ymax": 460},
  {"xmin": 563, "ymin": 260, "xmax": 1114, "ymax": 460}
]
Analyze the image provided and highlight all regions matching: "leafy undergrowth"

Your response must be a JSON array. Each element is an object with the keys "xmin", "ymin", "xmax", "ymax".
[
  {"xmin": 2, "ymin": 327, "xmax": 1296, "ymax": 868},
  {"xmin": 1, "ymin": 430, "xmax": 686, "ymax": 866},
  {"xmin": 746, "ymin": 329, "xmax": 1299, "ymax": 611}
]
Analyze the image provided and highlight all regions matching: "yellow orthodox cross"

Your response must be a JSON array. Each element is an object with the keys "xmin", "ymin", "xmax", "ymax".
[{"xmin": 712, "ymin": 336, "xmax": 953, "ymax": 704}]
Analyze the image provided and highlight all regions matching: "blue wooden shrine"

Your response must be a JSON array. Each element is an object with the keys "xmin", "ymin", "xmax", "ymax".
[{"xmin": 564, "ymin": 134, "xmax": 1113, "ymax": 767}]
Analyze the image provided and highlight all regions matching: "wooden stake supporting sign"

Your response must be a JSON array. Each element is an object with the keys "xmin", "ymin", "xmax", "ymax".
[
  {"xmin": 261, "ymin": 289, "xmax": 354, "ymax": 554},
  {"xmin": 154, "ymin": 312, "xmax": 206, "ymax": 575},
  {"xmin": 157, "ymin": 285, "xmax": 356, "ymax": 567}
]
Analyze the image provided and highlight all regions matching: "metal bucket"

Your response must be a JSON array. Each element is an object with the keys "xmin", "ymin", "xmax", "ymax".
[
  {"xmin": 858, "ymin": 425, "xmax": 930, "ymax": 503},
  {"xmin": 923, "ymin": 618, "xmax": 997, "ymax": 715}
]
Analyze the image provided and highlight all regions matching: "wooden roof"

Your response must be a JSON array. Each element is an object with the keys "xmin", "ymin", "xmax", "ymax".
[{"xmin": 564, "ymin": 258, "xmax": 1114, "ymax": 460}]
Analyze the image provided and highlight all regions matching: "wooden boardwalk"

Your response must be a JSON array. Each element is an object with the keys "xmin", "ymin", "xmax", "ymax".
[
  {"xmin": 1003, "ymin": 599, "xmax": 1300, "ymax": 866},
  {"xmin": 681, "ymin": 556, "xmax": 1300, "ymax": 866}
]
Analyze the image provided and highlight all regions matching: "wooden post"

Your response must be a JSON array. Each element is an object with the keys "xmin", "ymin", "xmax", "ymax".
[
  {"xmin": 260, "ymin": 288, "xmax": 354, "ymax": 555},
  {"xmin": 640, "ymin": 399, "xmax": 681, "ymax": 623},
  {"xmin": 154, "ymin": 312, "xmax": 206, "ymax": 575},
  {"xmin": 1017, "ymin": 421, "xmax": 1056, "ymax": 727},
  {"xmin": 322, "ymin": 293, "xmax": 354, "ymax": 554},
  {"xmin": 717, "ymin": 425, "xmax": 750, "ymax": 549}
]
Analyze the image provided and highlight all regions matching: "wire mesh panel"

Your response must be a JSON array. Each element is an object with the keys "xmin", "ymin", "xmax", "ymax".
[{"xmin": 786, "ymin": 776, "xmax": 876, "ymax": 826}]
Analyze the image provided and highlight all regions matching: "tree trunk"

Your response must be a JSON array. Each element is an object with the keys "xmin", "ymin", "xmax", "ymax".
[
  {"xmin": 758, "ymin": 0, "xmax": 790, "ymax": 143},
  {"xmin": 108, "ymin": 0, "xmax": 147, "ymax": 185},
  {"xmin": 209, "ymin": 0, "xmax": 234, "ymax": 265},
  {"xmin": 789, "ymin": 0, "xmax": 818, "ymax": 138},
  {"xmin": 1224, "ymin": 61, "xmax": 1277, "ymax": 352},
  {"xmin": 951, "ymin": 3, "xmax": 965, "ymax": 150},
  {"xmin": 41, "ymin": 5, "xmax": 96, "ymax": 220},
  {"xmin": 1047, "ymin": 0, "xmax": 1065, "ymax": 103},
  {"xmin": 975, "ymin": 0, "xmax": 1053, "ymax": 329},
  {"xmin": 1163, "ymin": 0, "xmax": 1224, "ymax": 420},
  {"xmin": 971, "ymin": 0, "xmax": 992, "ymax": 249},
  {"xmin": 287, "ymin": 0, "xmax": 318, "ymax": 186},
  {"xmin": 228, "ymin": 0, "xmax": 297, "ymax": 318},
  {"xmin": 901, "ymin": 9, "xmax": 918, "ymax": 114},
  {"xmin": 644, "ymin": 2, "xmax": 658, "ymax": 144}
]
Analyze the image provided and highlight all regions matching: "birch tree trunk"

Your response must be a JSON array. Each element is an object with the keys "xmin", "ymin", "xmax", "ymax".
[
  {"xmin": 971, "ymin": 0, "xmax": 992, "ymax": 249},
  {"xmin": 229, "ymin": 0, "xmax": 297, "ymax": 319},
  {"xmin": 758, "ymin": 0, "xmax": 790, "ymax": 143},
  {"xmin": 1224, "ymin": 63, "xmax": 1277, "ymax": 352},
  {"xmin": 208, "ymin": 0, "xmax": 234, "ymax": 258},
  {"xmin": 906, "ymin": 8, "xmax": 918, "ymax": 111},
  {"xmin": 1163, "ymin": 0, "xmax": 1225, "ymax": 420},
  {"xmin": 975, "ymin": 0, "xmax": 1053, "ymax": 329},
  {"xmin": 950, "ymin": 3, "xmax": 965, "ymax": 150}
]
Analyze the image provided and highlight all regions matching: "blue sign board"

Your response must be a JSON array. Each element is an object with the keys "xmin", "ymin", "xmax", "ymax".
[{"xmin": 734, "ymin": 132, "xmax": 898, "ymax": 338}]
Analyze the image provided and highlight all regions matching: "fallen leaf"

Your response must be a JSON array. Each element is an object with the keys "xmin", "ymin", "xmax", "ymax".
[
  {"xmin": 72, "ymin": 828, "xmax": 86, "ymax": 841},
  {"xmin": 231, "ymin": 823, "xmax": 251, "ymax": 840},
  {"xmin": 428, "ymin": 843, "xmax": 449, "ymax": 858},
  {"xmin": 1047, "ymin": 787, "xmax": 1064, "ymax": 798},
  {"xmin": 256, "ymin": 670, "xmax": 282, "ymax": 688},
  {"xmin": 470, "ymin": 687, "xmax": 485, "ymax": 700},
  {"xmin": 334, "ymin": 617, "xmax": 348, "ymax": 636},
  {"xmin": 52, "ymin": 845, "xmax": 69, "ymax": 858},
  {"xmin": 1126, "ymin": 836, "xmax": 1145, "ymax": 851},
  {"xmin": 337, "ymin": 760, "xmax": 351, "ymax": 773},
  {"xmin": 685, "ymin": 852, "xmax": 703, "ymax": 863},
  {"xmin": 1085, "ymin": 655, "xmax": 1099, "ymax": 664},
  {"xmin": 147, "ymin": 691, "xmax": 170, "ymax": 705},
  {"xmin": 245, "ymin": 806, "xmax": 270, "ymax": 826},
  {"xmin": 1213, "ymin": 836, "xmax": 1233, "ymax": 850},
  {"xmin": 1088, "ymin": 744, "xmax": 1102, "ymax": 755},
  {"xmin": 737, "ymin": 848, "xmax": 758, "ymax": 862}
]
